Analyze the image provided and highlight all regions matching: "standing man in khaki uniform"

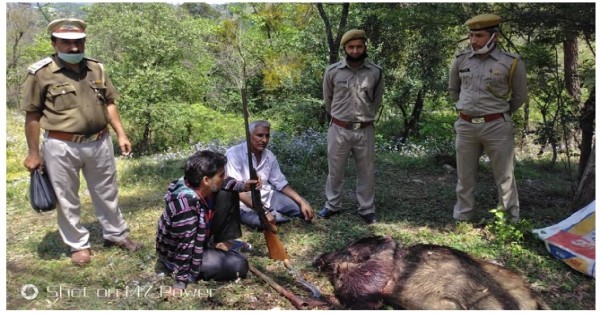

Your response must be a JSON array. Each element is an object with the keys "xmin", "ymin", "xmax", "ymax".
[
  {"xmin": 448, "ymin": 14, "xmax": 528, "ymax": 222},
  {"xmin": 318, "ymin": 29, "xmax": 384, "ymax": 225},
  {"xmin": 21, "ymin": 18, "xmax": 142, "ymax": 266}
]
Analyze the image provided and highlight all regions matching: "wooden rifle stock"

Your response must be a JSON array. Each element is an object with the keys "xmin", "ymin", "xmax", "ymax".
[
  {"xmin": 242, "ymin": 85, "xmax": 289, "ymax": 261},
  {"xmin": 248, "ymin": 167, "xmax": 289, "ymax": 260}
]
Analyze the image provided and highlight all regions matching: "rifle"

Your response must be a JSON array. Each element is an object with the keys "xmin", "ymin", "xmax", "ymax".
[
  {"xmin": 238, "ymin": 44, "xmax": 320, "ymax": 300},
  {"xmin": 249, "ymin": 264, "xmax": 327, "ymax": 309},
  {"xmin": 241, "ymin": 85, "xmax": 289, "ymax": 260},
  {"xmin": 241, "ymin": 86, "xmax": 321, "ymax": 298}
]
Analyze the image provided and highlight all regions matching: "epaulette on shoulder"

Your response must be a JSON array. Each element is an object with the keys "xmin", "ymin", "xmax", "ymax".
[
  {"xmin": 84, "ymin": 57, "xmax": 101, "ymax": 63},
  {"xmin": 501, "ymin": 51, "xmax": 519, "ymax": 59},
  {"xmin": 368, "ymin": 60, "xmax": 383, "ymax": 71},
  {"xmin": 326, "ymin": 61, "xmax": 342, "ymax": 71},
  {"xmin": 27, "ymin": 57, "xmax": 53, "ymax": 74},
  {"xmin": 455, "ymin": 49, "xmax": 470, "ymax": 58}
]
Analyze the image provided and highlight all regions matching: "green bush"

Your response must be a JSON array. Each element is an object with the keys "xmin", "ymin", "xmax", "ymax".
[
  {"xmin": 263, "ymin": 96, "xmax": 326, "ymax": 135},
  {"xmin": 417, "ymin": 112, "xmax": 456, "ymax": 142},
  {"xmin": 121, "ymin": 103, "xmax": 246, "ymax": 155},
  {"xmin": 374, "ymin": 111, "xmax": 457, "ymax": 166},
  {"xmin": 487, "ymin": 208, "xmax": 534, "ymax": 245}
]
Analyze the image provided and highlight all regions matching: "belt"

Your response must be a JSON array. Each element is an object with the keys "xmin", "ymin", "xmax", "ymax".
[
  {"xmin": 459, "ymin": 112, "xmax": 504, "ymax": 124},
  {"xmin": 331, "ymin": 117, "xmax": 373, "ymax": 130},
  {"xmin": 47, "ymin": 127, "xmax": 108, "ymax": 143}
]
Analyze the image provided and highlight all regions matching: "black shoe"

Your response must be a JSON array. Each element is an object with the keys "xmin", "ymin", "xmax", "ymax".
[
  {"xmin": 359, "ymin": 213, "xmax": 377, "ymax": 225},
  {"xmin": 318, "ymin": 207, "xmax": 342, "ymax": 219}
]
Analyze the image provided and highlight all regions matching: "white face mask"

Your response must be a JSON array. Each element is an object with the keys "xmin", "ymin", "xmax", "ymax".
[{"xmin": 471, "ymin": 33, "xmax": 497, "ymax": 55}]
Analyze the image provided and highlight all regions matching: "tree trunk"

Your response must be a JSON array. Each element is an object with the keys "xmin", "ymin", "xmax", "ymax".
[
  {"xmin": 563, "ymin": 35, "xmax": 581, "ymax": 103},
  {"xmin": 571, "ymin": 148, "xmax": 595, "ymax": 212},
  {"xmin": 401, "ymin": 88, "xmax": 425, "ymax": 141},
  {"xmin": 316, "ymin": 3, "xmax": 349, "ymax": 65},
  {"xmin": 137, "ymin": 110, "xmax": 152, "ymax": 154},
  {"xmin": 578, "ymin": 86, "xmax": 595, "ymax": 180}
]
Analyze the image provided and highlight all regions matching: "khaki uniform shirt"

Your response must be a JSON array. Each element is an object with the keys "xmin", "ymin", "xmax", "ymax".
[
  {"xmin": 448, "ymin": 47, "xmax": 528, "ymax": 116},
  {"xmin": 21, "ymin": 55, "xmax": 118, "ymax": 133},
  {"xmin": 323, "ymin": 58, "xmax": 384, "ymax": 122}
]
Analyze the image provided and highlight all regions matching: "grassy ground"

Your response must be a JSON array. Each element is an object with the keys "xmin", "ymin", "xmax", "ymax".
[{"xmin": 5, "ymin": 109, "xmax": 595, "ymax": 310}]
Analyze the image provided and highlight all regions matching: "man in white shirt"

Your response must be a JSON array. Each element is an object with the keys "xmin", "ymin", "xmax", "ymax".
[{"xmin": 225, "ymin": 120, "xmax": 314, "ymax": 229}]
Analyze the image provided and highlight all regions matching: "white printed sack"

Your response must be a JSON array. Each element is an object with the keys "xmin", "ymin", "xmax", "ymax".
[{"xmin": 532, "ymin": 201, "xmax": 595, "ymax": 278}]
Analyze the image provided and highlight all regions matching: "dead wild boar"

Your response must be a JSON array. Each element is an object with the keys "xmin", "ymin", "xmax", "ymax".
[{"xmin": 315, "ymin": 236, "xmax": 550, "ymax": 310}]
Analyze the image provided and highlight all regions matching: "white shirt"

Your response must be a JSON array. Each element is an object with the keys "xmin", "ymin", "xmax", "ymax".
[{"xmin": 225, "ymin": 142, "xmax": 289, "ymax": 211}]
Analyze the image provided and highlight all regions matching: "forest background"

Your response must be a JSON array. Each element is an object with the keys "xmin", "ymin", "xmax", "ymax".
[{"xmin": 4, "ymin": 1, "xmax": 596, "ymax": 310}]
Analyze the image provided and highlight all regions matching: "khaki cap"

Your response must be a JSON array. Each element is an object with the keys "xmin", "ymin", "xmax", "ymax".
[
  {"xmin": 464, "ymin": 14, "xmax": 501, "ymax": 31},
  {"xmin": 47, "ymin": 18, "xmax": 87, "ymax": 39},
  {"xmin": 340, "ymin": 29, "xmax": 367, "ymax": 47}
]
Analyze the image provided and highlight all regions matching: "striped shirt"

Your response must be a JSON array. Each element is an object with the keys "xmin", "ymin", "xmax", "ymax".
[{"xmin": 156, "ymin": 176, "xmax": 245, "ymax": 283}]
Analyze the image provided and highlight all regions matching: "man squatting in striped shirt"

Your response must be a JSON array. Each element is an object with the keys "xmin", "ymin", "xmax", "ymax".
[{"xmin": 156, "ymin": 150, "xmax": 261, "ymax": 293}]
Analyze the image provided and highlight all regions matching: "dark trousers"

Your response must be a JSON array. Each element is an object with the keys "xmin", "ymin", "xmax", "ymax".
[
  {"xmin": 212, "ymin": 190, "xmax": 243, "ymax": 243},
  {"xmin": 199, "ymin": 248, "xmax": 248, "ymax": 281},
  {"xmin": 200, "ymin": 190, "xmax": 248, "ymax": 281},
  {"xmin": 240, "ymin": 190, "xmax": 303, "ymax": 229}
]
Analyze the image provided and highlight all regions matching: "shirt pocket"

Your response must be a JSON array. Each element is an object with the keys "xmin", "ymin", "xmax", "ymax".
[
  {"xmin": 89, "ymin": 81, "xmax": 108, "ymax": 106},
  {"xmin": 489, "ymin": 67, "xmax": 508, "ymax": 85},
  {"xmin": 459, "ymin": 71, "xmax": 473, "ymax": 88},
  {"xmin": 334, "ymin": 80, "xmax": 350, "ymax": 92},
  {"xmin": 48, "ymin": 84, "xmax": 78, "ymax": 111}
]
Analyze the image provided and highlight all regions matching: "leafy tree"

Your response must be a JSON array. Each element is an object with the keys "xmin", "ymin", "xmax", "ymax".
[
  {"xmin": 6, "ymin": 1, "xmax": 594, "ymax": 174},
  {"xmin": 503, "ymin": 3, "xmax": 594, "ymax": 164},
  {"xmin": 316, "ymin": 3, "xmax": 349, "ymax": 65},
  {"xmin": 248, "ymin": 3, "xmax": 327, "ymax": 130},
  {"xmin": 499, "ymin": 3, "xmax": 595, "ymax": 205},
  {"xmin": 83, "ymin": 3, "xmax": 215, "ymax": 153},
  {"xmin": 374, "ymin": 3, "xmax": 460, "ymax": 141},
  {"xmin": 6, "ymin": 3, "xmax": 48, "ymax": 108},
  {"xmin": 205, "ymin": 3, "xmax": 326, "ymax": 133},
  {"xmin": 181, "ymin": 2, "xmax": 222, "ymax": 20}
]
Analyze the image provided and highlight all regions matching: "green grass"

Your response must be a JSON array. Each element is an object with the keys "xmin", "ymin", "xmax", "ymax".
[{"xmin": 5, "ymin": 109, "xmax": 595, "ymax": 310}]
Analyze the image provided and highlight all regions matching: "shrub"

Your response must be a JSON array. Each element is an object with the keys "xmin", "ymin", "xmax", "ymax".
[
  {"xmin": 487, "ymin": 208, "xmax": 534, "ymax": 245},
  {"xmin": 121, "ymin": 103, "xmax": 245, "ymax": 155}
]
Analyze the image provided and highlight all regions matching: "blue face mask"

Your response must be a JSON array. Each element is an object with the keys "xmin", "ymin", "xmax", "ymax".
[{"xmin": 58, "ymin": 52, "xmax": 85, "ymax": 64}]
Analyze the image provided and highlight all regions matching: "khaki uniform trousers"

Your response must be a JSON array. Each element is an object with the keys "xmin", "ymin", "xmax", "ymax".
[
  {"xmin": 453, "ymin": 116, "xmax": 519, "ymax": 221},
  {"xmin": 325, "ymin": 123, "xmax": 375, "ymax": 215},
  {"xmin": 42, "ymin": 133, "xmax": 129, "ymax": 251}
]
